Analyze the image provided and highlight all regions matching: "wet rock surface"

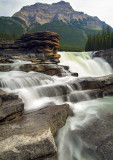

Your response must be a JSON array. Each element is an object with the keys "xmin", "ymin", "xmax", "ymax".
[
  {"xmin": 20, "ymin": 63, "xmax": 69, "ymax": 76},
  {"xmin": 75, "ymin": 111, "xmax": 113, "ymax": 160},
  {"xmin": 0, "ymin": 35, "xmax": 113, "ymax": 159},
  {"xmin": 70, "ymin": 74, "xmax": 113, "ymax": 95},
  {"xmin": 0, "ymin": 89, "xmax": 24, "ymax": 124},
  {"xmin": 92, "ymin": 48, "xmax": 113, "ymax": 68},
  {"xmin": 0, "ymin": 74, "xmax": 113, "ymax": 159},
  {"xmin": 0, "ymin": 104, "xmax": 72, "ymax": 160}
]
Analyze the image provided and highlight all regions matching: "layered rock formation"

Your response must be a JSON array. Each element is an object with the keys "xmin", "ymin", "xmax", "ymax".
[
  {"xmin": 1, "ymin": 74, "xmax": 113, "ymax": 125},
  {"xmin": 0, "ymin": 31, "xmax": 71, "ymax": 76},
  {"xmin": 92, "ymin": 48, "xmax": 113, "ymax": 68},
  {"xmin": 0, "ymin": 31, "xmax": 60, "ymax": 63}
]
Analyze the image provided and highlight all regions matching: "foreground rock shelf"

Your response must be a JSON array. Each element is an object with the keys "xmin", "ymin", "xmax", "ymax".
[{"xmin": 0, "ymin": 104, "xmax": 72, "ymax": 160}]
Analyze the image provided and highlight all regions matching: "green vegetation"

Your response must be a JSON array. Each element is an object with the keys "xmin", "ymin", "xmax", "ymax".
[
  {"xmin": 59, "ymin": 45, "xmax": 84, "ymax": 52},
  {"xmin": 0, "ymin": 17, "xmax": 25, "ymax": 36},
  {"xmin": 85, "ymin": 26, "xmax": 113, "ymax": 51},
  {"xmin": 29, "ymin": 21, "xmax": 100, "ymax": 50},
  {"xmin": 0, "ymin": 17, "xmax": 102, "ymax": 50},
  {"xmin": 0, "ymin": 33, "xmax": 18, "ymax": 41}
]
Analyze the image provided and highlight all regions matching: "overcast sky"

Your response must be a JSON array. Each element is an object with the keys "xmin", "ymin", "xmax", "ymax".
[{"xmin": 0, "ymin": 0, "xmax": 113, "ymax": 27}]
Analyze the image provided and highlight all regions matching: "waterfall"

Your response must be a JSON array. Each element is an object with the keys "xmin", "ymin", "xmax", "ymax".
[
  {"xmin": 57, "ymin": 51, "xmax": 113, "ymax": 160},
  {"xmin": 59, "ymin": 51, "xmax": 113, "ymax": 77},
  {"xmin": 0, "ymin": 51, "xmax": 113, "ymax": 159}
]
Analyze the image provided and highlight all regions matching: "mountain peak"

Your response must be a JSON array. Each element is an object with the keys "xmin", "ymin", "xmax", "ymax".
[
  {"xmin": 13, "ymin": 1, "xmax": 108, "ymax": 29},
  {"xmin": 52, "ymin": 1, "xmax": 73, "ymax": 9},
  {"xmin": 53, "ymin": 1, "xmax": 70, "ymax": 5}
]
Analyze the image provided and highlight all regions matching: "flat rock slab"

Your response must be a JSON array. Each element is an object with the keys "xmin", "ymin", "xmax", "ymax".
[{"xmin": 0, "ymin": 104, "xmax": 72, "ymax": 160}]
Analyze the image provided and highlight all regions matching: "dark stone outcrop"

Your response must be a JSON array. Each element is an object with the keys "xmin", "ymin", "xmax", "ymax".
[
  {"xmin": 92, "ymin": 48, "xmax": 113, "ymax": 68},
  {"xmin": 0, "ymin": 90, "xmax": 24, "ymax": 124},
  {"xmin": 0, "ymin": 104, "xmax": 72, "ymax": 160}
]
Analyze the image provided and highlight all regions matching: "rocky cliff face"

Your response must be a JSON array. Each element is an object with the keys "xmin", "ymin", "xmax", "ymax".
[{"xmin": 13, "ymin": 1, "xmax": 107, "ymax": 29}]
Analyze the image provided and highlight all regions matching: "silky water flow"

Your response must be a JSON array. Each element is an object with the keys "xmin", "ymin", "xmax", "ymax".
[{"xmin": 0, "ymin": 52, "xmax": 113, "ymax": 160}]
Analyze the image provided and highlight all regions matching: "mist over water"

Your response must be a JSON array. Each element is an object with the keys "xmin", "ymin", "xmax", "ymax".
[{"xmin": 0, "ymin": 51, "xmax": 113, "ymax": 159}]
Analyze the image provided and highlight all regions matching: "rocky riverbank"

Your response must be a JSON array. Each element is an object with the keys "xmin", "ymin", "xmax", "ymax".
[
  {"xmin": 92, "ymin": 48, "xmax": 113, "ymax": 68},
  {"xmin": 0, "ymin": 32, "xmax": 113, "ymax": 160},
  {"xmin": 0, "ymin": 74, "xmax": 113, "ymax": 159},
  {"xmin": 0, "ymin": 31, "xmax": 71, "ymax": 76}
]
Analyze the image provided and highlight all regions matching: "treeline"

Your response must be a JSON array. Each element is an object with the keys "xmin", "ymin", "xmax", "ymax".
[
  {"xmin": 85, "ymin": 26, "xmax": 113, "ymax": 51},
  {"xmin": 0, "ymin": 33, "xmax": 18, "ymax": 41}
]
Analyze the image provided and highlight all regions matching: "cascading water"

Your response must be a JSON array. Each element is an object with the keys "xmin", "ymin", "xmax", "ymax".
[
  {"xmin": 0, "ymin": 52, "xmax": 113, "ymax": 159},
  {"xmin": 60, "ymin": 52, "xmax": 113, "ymax": 77}
]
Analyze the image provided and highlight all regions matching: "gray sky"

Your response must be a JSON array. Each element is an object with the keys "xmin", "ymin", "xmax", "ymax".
[{"xmin": 0, "ymin": 0, "xmax": 113, "ymax": 27}]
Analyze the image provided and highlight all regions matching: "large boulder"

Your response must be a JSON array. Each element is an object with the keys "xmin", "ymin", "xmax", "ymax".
[{"xmin": 0, "ymin": 104, "xmax": 73, "ymax": 160}]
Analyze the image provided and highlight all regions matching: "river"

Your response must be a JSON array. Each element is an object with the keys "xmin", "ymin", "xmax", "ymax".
[{"xmin": 0, "ymin": 51, "xmax": 113, "ymax": 160}]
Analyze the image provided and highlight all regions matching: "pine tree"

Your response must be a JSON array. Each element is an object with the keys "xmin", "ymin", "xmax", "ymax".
[{"xmin": 85, "ymin": 25, "xmax": 113, "ymax": 51}]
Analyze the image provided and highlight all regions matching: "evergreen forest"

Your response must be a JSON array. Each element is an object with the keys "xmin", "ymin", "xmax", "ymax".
[
  {"xmin": 0, "ymin": 33, "xmax": 18, "ymax": 41},
  {"xmin": 85, "ymin": 26, "xmax": 113, "ymax": 51}
]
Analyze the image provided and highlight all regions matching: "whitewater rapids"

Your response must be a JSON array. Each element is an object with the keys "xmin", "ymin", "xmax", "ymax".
[{"xmin": 0, "ymin": 51, "xmax": 113, "ymax": 160}]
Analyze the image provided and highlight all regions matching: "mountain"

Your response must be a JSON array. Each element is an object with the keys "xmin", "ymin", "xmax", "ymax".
[
  {"xmin": 0, "ymin": 1, "xmax": 111, "ymax": 50},
  {"xmin": 13, "ymin": 1, "xmax": 107, "ymax": 29},
  {"xmin": 0, "ymin": 17, "xmax": 26, "ymax": 36}
]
